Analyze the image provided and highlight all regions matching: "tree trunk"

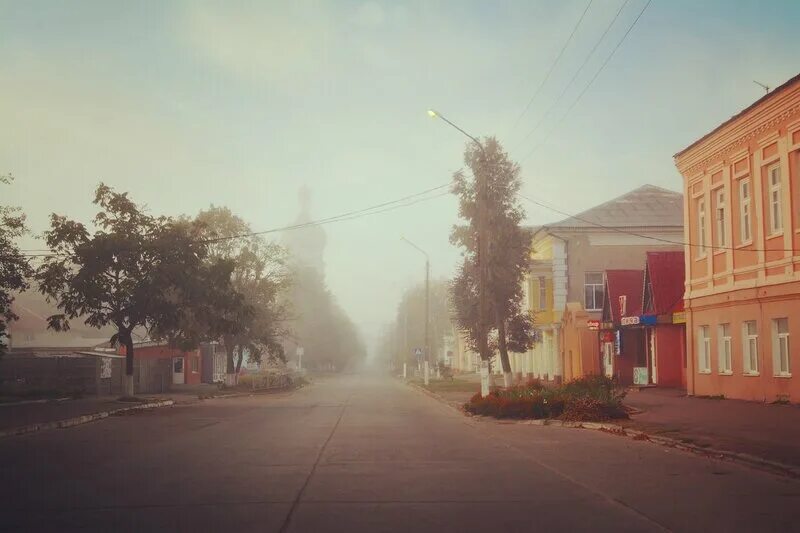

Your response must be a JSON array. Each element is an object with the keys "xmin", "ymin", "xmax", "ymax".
[
  {"xmin": 123, "ymin": 337, "xmax": 135, "ymax": 397},
  {"xmin": 496, "ymin": 312, "xmax": 513, "ymax": 388},
  {"xmin": 224, "ymin": 336, "xmax": 237, "ymax": 386},
  {"xmin": 235, "ymin": 345, "xmax": 244, "ymax": 374}
]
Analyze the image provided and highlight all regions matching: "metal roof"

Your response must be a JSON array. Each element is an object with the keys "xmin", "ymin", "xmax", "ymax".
[
  {"xmin": 546, "ymin": 184, "xmax": 683, "ymax": 230},
  {"xmin": 603, "ymin": 270, "xmax": 645, "ymax": 323},
  {"xmin": 644, "ymin": 251, "xmax": 685, "ymax": 315}
]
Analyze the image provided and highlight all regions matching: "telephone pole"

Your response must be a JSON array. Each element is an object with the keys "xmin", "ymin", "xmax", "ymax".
[
  {"xmin": 401, "ymin": 236, "xmax": 430, "ymax": 385},
  {"xmin": 427, "ymin": 109, "xmax": 490, "ymax": 395}
]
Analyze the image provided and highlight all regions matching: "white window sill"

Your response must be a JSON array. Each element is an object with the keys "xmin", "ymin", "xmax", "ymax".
[
  {"xmin": 713, "ymin": 248, "xmax": 727, "ymax": 256},
  {"xmin": 718, "ymin": 371, "xmax": 733, "ymax": 376},
  {"xmin": 736, "ymin": 240, "xmax": 753, "ymax": 249},
  {"xmin": 773, "ymin": 373, "xmax": 792, "ymax": 378},
  {"xmin": 695, "ymin": 254, "xmax": 707, "ymax": 261},
  {"xmin": 767, "ymin": 231, "xmax": 784, "ymax": 239},
  {"xmin": 743, "ymin": 372, "xmax": 760, "ymax": 377},
  {"xmin": 698, "ymin": 370, "xmax": 712, "ymax": 375}
]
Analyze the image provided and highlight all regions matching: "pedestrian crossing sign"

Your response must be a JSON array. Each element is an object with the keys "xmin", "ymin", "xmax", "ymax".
[{"xmin": 414, "ymin": 348, "xmax": 423, "ymax": 357}]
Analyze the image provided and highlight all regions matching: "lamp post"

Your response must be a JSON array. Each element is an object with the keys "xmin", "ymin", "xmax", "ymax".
[
  {"xmin": 401, "ymin": 236, "xmax": 430, "ymax": 386},
  {"xmin": 428, "ymin": 109, "xmax": 491, "ymax": 397}
]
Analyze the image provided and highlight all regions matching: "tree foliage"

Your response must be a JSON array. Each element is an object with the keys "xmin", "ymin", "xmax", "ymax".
[
  {"xmin": 35, "ymin": 184, "xmax": 240, "ymax": 380},
  {"xmin": 450, "ymin": 138, "xmax": 535, "ymax": 374},
  {"xmin": 0, "ymin": 173, "xmax": 33, "ymax": 356},
  {"xmin": 194, "ymin": 206, "xmax": 291, "ymax": 375}
]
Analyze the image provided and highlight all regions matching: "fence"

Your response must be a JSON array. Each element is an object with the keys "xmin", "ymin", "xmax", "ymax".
[{"xmin": 239, "ymin": 369, "xmax": 305, "ymax": 391}]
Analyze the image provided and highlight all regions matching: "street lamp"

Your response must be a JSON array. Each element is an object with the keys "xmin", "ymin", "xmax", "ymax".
[
  {"xmin": 427, "ymin": 108, "xmax": 491, "ymax": 397},
  {"xmin": 401, "ymin": 236, "xmax": 430, "ymax": 386}
]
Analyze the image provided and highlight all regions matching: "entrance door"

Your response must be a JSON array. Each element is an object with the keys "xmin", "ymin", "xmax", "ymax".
[
  {"xmin": 602, "ymin": 342, "xmax": 614, "ymax": 378},
  {"xmin": 172, "ymin": 357, "xmax": 185, "ymax": 385},
  {"xmin": 647, "ymin": 329, "xmax": 658, "ymax": 384}
]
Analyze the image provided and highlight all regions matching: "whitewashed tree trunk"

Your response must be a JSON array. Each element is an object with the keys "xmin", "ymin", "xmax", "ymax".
[
  {"xmin": 225, "ymin": 373, "xmax": 237, "ymax": 387},
  {"xmin": 123, "ymin": 374, "xmax": 135, "ymax": 396},
  {"xmin": 503, "ymin": 372, "xmax": 513, "ymax": 388}
]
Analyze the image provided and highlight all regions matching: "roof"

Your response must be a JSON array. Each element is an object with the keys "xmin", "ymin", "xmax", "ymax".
[
  {"xmin": 644, "ymin": 251, "xmax": 685, "ymax": 315},
  {"xmin": 675, "ymin": 72, "xmax": 800, "ymax": 158},
  {"xmin": 546, "ymin": 185, "xmax": 683, "ymax": 230},
  {"xmin": 604, "ymin": 270, "xmax": 644, "ymax": 322}
]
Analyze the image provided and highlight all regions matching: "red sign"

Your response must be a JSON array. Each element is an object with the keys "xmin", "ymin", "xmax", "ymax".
[{"xmin": 587, "ymin": 320, "xmax": 600, "ymax": 330}]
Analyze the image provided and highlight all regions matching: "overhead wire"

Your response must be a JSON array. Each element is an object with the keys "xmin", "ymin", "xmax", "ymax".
[
  {"xmin": 514, "ymin": 0, "xmax": 631, "ymax": 151},
  {"xmin": 507, "ymin": 0, "xmax": 594, "ymax": 135},
  {"xmin": 520, "ymin": 0, "xmax": 653, "ymax": 164}
]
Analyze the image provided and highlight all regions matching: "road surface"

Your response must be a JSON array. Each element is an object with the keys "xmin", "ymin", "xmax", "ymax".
[{"xmin": 1, "ymin": 374, "xmax": 798, "ymax": 532}]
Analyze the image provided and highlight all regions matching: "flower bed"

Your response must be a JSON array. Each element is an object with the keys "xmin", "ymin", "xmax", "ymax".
[{"xmin": 464, "ymin": 375, "xmax": 628, "ymax": 421}]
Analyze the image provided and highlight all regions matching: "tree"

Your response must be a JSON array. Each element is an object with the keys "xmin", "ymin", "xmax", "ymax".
[
  {"xmin": 0, "ymin": 173, "xmax": 33, "ymax": 356},
  {"xmin": 450, "ymin": 137, "xmax": 536, "ymax": 388},
  {"xmin": 194, "ymin": 206, "xmax": 291, "ymax": 384},
  {"xmin": 36, "ymin": 184, "xmax": 236, "ymax": 395}
]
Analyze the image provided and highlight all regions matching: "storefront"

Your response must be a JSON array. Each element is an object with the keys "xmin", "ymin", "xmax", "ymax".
[{"xmin": 600, "ymin": 270, "xmax": 645, "ymax": 386}]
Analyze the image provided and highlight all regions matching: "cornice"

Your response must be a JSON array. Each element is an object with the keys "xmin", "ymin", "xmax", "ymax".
[{"xmin": 675, "ymin": 85, "xmax": 800, "ymax": 176}]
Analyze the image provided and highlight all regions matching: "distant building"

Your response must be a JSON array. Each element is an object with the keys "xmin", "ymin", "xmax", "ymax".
[
  {"xmin": 674, "ymin": 73, "xmax": 800, "ymax": 402},
  {"xmin": 522, "ymin": 185, "xmax": 684, "ymax": 383}
]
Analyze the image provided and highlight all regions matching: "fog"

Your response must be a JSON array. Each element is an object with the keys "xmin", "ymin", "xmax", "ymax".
[{"xmin": 2, "ymin": 0, "xmax": 799, "ymax": 357}]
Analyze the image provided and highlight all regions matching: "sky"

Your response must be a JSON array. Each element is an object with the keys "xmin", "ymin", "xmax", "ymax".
[{"xmin": 2, "ymin": 0, "xmax": 799, "ymax": 356}]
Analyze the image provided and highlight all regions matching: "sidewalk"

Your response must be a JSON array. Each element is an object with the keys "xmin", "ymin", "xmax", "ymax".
[
  {"xmin": 621, "ymin": 387, "xmax": 800, "ymax": 469},
  {"xmin": 0, "ymin": 384, "xmax": 224, "ymax": 434},
  {"xmin": 410, "ymin": 375, "xmax": 800, "ymax": 471}
]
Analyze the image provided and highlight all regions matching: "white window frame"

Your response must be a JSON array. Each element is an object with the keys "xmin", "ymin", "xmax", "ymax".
[
  {"xmin": 768, "ymin": 164, "xmax": 783, "ymax": 235},
  {"xmin": 584, "ymin": 272, "xmax": 604, "ymax": 311},
  {"xmin": 697, "ymin": 197, "xmax": 707, "ymax": 257},
  {"xmin": 715, "ymin": 188, "xmax": 726, "ymax": 248},
  {"xmin": 739, "ymin": 178, "xmax": 752, "ymax": 243},
  {"xmin": 772, "ymin": 318, "xmax": 791, "ymax": 377},
  {"xmin": 697, "ymin": 325, "xmax": 711, "ymax": 373},
  {"xmin": 717, "ymin": 323, "xmax": 732, "ymax": 374},
  {"xmin": 743, "ymin": 320, "xmax": 759, "ymax": 375},
  {"xmin": 538, "ymin": 276, "xmax": 547, "ymax": 311}
]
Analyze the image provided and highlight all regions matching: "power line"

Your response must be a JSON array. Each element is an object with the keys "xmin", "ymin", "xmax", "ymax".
[
  {"xmin": 518, "ymin": 190, "xmax": 800, "ymax": 253},
  {"xmin": 11, "ymin": 182, "xmax": 453, "ymax": 259},
  {"xmin": 507, "ymin": 0, "xmax": 594, "ymax": 135},
  {"xmin": 520, "ymin": 0, "xmax": 653, "ymax": 164},
  {"xmin": 514, "ymin": 0, "xmax": 631, "ymax": 151}
]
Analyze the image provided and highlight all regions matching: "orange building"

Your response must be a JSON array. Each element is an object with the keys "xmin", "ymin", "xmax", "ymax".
[{"xmin": 674, "ymin": 73, "xmax": 800, "ymax": 402}]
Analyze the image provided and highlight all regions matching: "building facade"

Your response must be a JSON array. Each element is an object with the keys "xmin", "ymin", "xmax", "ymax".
[
  {"xmin": 674, "ymin": 73, "xmax": 800, "ymax": 402},
  {"xmin": 522, "ymin": 185, "xmax": 684, "ymax": 383}
]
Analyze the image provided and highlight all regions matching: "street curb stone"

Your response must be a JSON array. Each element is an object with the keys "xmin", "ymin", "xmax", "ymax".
[
  {"xmin": 0, "ymin": 400, "xmax": 175, "ymax": 438},
  {"xmin": 402, "ymin": 379, "xmax": 800, "ymax": 479}
]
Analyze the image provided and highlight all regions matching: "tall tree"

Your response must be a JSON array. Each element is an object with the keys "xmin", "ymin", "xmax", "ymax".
[
  {"xmin": 450, "ymin": 137, "xmax": 535, "ymax": 387},
  {"xmin": 36, "ymin": 184, "xmax": 236, "ymax": 395},
  {"xmin": 194, "ymin": 206, "xmax": 291, "ymax": 384},
  {"xmin": 0, "ymin": 173, "xmax": 33, "ymax": 356}
]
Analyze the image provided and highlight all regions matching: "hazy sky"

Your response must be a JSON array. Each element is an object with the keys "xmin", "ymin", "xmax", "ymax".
[{"xmin": 3, "ymin": 0, "xmax": 799, "ymax": 355}]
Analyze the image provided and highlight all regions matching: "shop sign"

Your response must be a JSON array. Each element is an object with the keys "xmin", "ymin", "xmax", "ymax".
[
  {"xmin": 614, "ymin": 330, "xmax": 622, "ymax": 355},
  {"xmin": 601, "ymin": 322, "xmax": 614, "ymax": 330},
  {"xmin": 600, "ymin": 331, "xmax": 615, "ymax": 343},
  {"xmin": 672, "ymin": 311, "xmax": 686, "ymax": 324},
  {"xmin": 621, "ymin": 316, "xmax": 640, "ymax": 326},
  {"xmin": 633, "ymin": 367, "xmax": 649, "ymax": 385},
  {"xmin": 640, "ymin": 315, "xmax": 657, "ymax": 326},
  {"xmin": 587, "ymin": 320, "xmax": 600, "ymax": 331}
]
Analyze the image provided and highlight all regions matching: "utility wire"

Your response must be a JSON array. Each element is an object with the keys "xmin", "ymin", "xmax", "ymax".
[
  {"xmin": 11, "ymin": 183, "xmax": 453, "ymax": 259},
  {"xmin": 520, "ymin": 0, "xmax": 653, "ymax": 164},
  {"xmin": 518, "ymin": 190, "xmax": 800, "ymax": 253},
  {"xmin": 507, "ymin": 0, "xmax": 594, "ymax": 134},
  {"xmin": 514, "ymin": 0, "xmax": 631, "ymax": 151}
]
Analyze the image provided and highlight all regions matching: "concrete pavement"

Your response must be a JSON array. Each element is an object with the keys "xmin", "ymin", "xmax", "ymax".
[{"xmin": 1, "ymin": 373, "xmax": 798, "ymax": 532}]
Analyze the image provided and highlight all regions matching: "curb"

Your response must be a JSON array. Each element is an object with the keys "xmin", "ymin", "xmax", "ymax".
[
  {"xmin": 0, "ymin": 400, "xmax": 174, "ymax": 438},
  {"xmin": 404, "ymin": 381, "xmax": 800, "ymax": 480}
]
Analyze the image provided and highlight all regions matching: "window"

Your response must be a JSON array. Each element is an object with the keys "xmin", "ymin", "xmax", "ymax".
[
  {"xmin": 739, "ymin": 178, "xmax": 752, "ymax": 243},
  {"xmin": 191, "ymin": 356, "xmax": 199, "ymax": 373},
  {"xmin": 538, "ymin": 276, "xmax": 546, "ymax": 311},
  {"xmin": 697, "ymin": 197, "xmax": 707, "ymax": 256},
  {"xmin": 584, "ymin": 272, "xmax": 604, "ymax": 311},
  {"xmin": 718, "ymin": 324, "xmax": 732, "ymax": 374},
  {"xmin": 772, "ymin": 318, "xmax": 790, "ymax": 376},
  {"xmin": 715, "ymin": 188, "xmax": 726, "ymax": 247},
  {"xmin": 768, "ymin": 165, "xmax": 783, "ymax": 234},
  {"xmin": 743, "ymin": 321, "xmax": 759, "ymax": 374},
  {"xmin": 697, "ymin": 326, "xmax": 711, "ymax": 373}
]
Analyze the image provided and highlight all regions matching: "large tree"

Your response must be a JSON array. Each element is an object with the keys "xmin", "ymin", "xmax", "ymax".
[
  {"xmin": 36, "ymin": 184, "xmax": 238, "ymax": 395},
  {"xmin": 194, "ymin": 206, "xmax": 291, "ymax": 384},
  {"xmin": 0, "ymin": 173, "xmax": 33, "ymax": 356},
  {"xmin": 450, "ymin": 137, "xmax": 535, "ymax": 388}
]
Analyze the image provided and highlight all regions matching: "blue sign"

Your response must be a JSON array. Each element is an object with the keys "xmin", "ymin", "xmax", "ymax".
[{"xmin": 640, "ymin": 315, "xmax": 658, "ymax": 326}]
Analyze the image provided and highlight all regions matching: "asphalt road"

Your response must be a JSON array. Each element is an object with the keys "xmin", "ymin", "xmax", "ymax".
[{"xmin": 1, "ymin": 374, "xmax": 799, "ymax": 532}]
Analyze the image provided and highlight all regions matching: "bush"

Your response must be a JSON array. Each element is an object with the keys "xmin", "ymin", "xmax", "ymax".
[{"xmin": 464, "ymin": 375, "xmax": 627, "ymax": 421}]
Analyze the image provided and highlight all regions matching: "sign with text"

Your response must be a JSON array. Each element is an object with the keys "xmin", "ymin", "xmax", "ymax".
[
  {"xmin": 633, "ymin": 367, "xmax": 649, "ymax": 385},
  {"xmin": 672, "ymin": 311, "xmax": 686, "ymax": 324},
  {"xmin": 587, "ymin": 320, "xmax": 600, "ymax": 331},
  {"xmin": 621, "ymin": 316, "xmax": 640, "ymax": 326}
]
